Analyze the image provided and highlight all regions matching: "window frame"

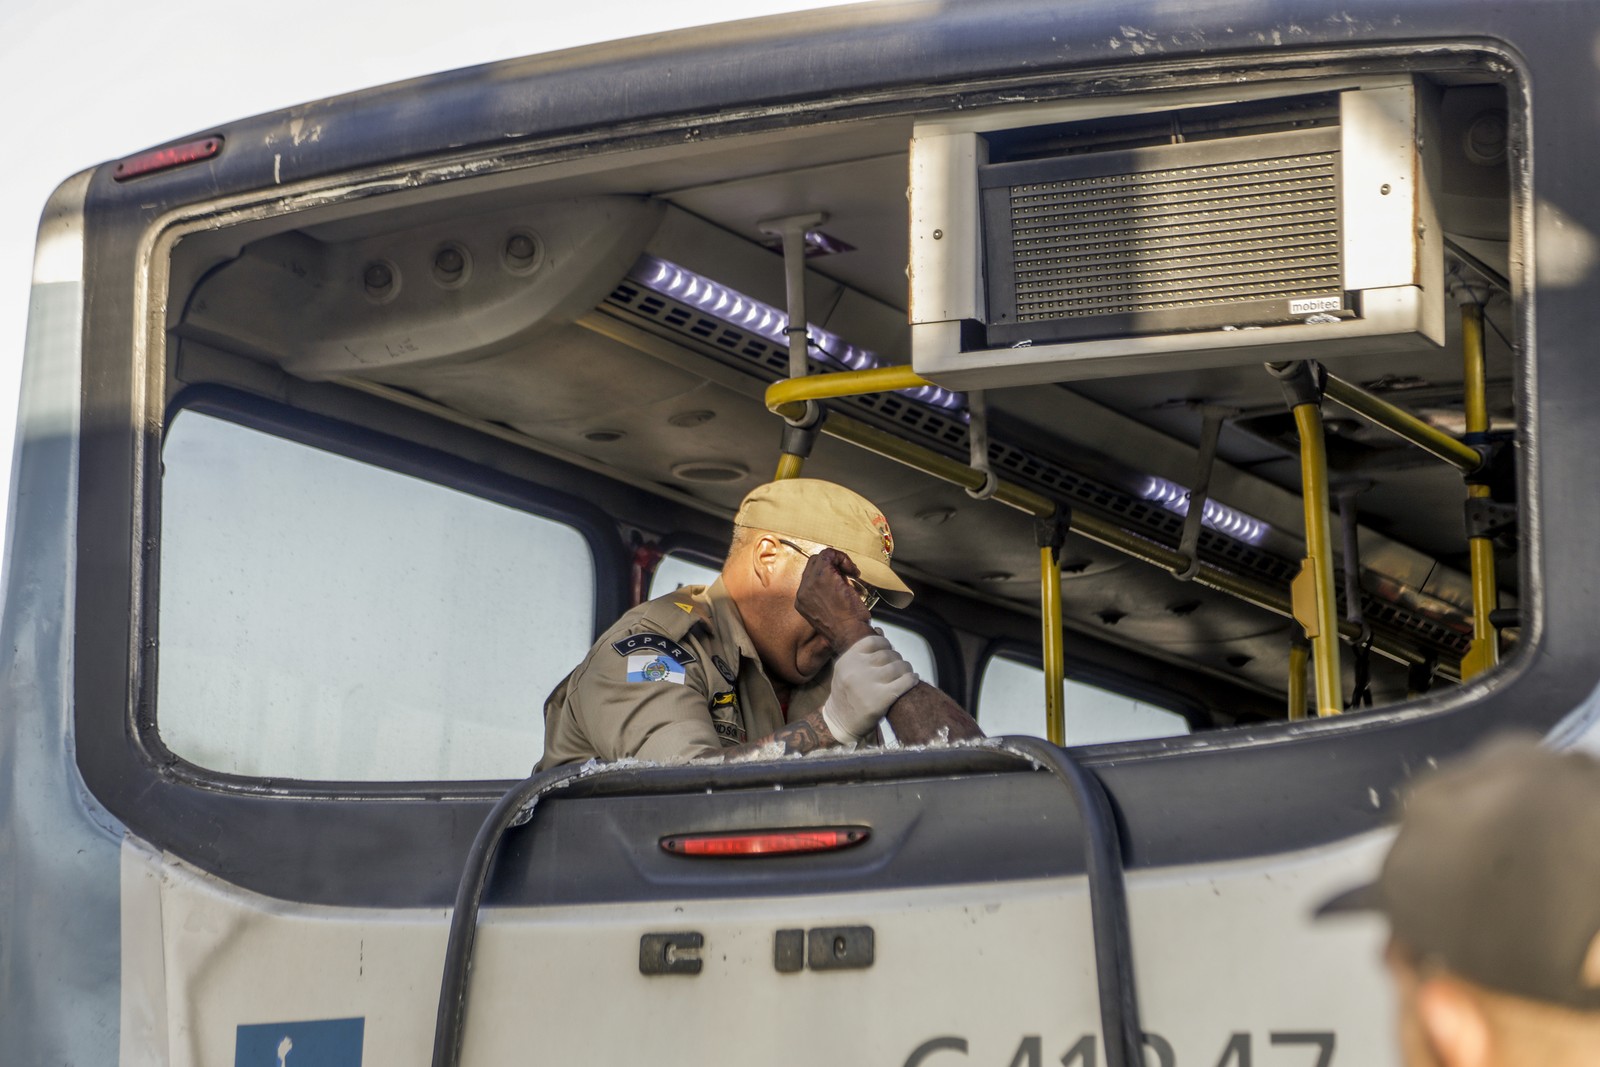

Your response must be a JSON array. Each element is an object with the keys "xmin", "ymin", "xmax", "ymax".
[
  {"xmin": 70, "ymin": 36, "xmax": 1585, "ymax": 911},
  {"xmin": 647, "ymin": 532, "xmax": 726, "ymax": 587},
  {"xmin": 146, "ymin": 384, "xmax": 628, "ymax": 793}
]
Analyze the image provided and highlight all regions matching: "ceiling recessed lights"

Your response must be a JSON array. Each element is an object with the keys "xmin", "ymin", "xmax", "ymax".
[
  {"xmin": 670, "ymin": 460, "xmax": 749, "ymax": 484},
  {"xmin": 432, "ymin": 242, "xmax": 471, "ymax": 288}
]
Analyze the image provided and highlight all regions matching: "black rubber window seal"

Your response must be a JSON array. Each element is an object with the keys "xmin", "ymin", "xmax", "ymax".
[{"xmin": 429, "ymin": 737, "xmax": 1144, "ymax": 1067}]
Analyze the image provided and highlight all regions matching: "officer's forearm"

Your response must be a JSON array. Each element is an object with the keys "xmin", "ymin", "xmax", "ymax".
[
  {"xmin": 885, "ymin": 682, "xmax": 985, "ymax": 744},
  {"xmin": 721, "ymin": 709, "xmax": 843, "ymax": 760}
]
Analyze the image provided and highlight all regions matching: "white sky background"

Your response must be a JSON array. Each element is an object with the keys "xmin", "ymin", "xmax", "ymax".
[{"xmin": 0, "ymin": 0, "xmax": 850, "ymax": 579}]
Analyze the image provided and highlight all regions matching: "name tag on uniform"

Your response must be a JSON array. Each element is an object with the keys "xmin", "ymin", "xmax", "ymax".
[{"xmin": 626, "ymin": 654, "xmax": 687, "ymax": 685}]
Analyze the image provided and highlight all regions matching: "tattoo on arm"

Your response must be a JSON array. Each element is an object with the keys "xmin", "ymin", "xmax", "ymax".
[
  {"xmin": 720, "ymin": 686, "xmax": 983, "ymax": 760},
  {"xmin": 723, "ymin": 710, "xmax": 836, "ymax": 760},
  {"xmin": 716, "ymin": 680, "xmax": 985, "ymax": 761}
]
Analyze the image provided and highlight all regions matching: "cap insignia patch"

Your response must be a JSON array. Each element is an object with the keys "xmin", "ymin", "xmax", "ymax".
[{"xmin": 872, "ymin": 514, "xmax": 893, "ymax": 560}]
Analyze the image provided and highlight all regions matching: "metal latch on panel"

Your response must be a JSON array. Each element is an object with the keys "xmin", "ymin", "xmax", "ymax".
[
  {"xmin": 808, "ymin": 926, "xmax": 875, "ymax": 971},
  {"xmin": 774, "ymin": 926, "xmax": 876, "ymax": 973},
  {"xmin": 640, "ymin": 931, "xmax": 704, "ymax": 976},
  {"xmin": 774, "ymin": 929, "xmax": 806, "ymax": 974}
]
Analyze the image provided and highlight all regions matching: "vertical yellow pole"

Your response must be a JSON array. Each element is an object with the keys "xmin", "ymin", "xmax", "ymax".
[
  {"xmin": 774, "ymin": 452, "xmax": 806, "ymax": 481},
  {"xmin": 1291, "ymin": 403, "xmax": 1344, "ymax": 716},
  {"xmin": 1461, "ymin": 301, "xmax": 1500, "ymax": 679},
  {"xmin": 1040, "ymin": 544, "xmax": 1066, "ymax": 745},
  {"xmin": 1287, "ymin": 639, "xmax": 1310, "ymax": 721}
]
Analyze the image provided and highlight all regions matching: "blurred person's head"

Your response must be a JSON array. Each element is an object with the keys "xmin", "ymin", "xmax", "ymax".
[{"xmin": 1319, "ymin": 737, "xmax": 1600, "ymax": 1067}]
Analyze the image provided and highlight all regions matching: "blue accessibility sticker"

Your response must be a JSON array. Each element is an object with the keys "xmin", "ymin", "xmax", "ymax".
[{"xmin": 235, "ymin": 1017, "xmax": 364, "ymax": 1067}]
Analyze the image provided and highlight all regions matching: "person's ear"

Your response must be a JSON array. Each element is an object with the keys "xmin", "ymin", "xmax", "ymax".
[
  {"xmin": 1415, "ymin": 976, "xmax": 1491, "ymax": 1067},
  {"xmin": 751, "ymin": 535, "xmax": 782, "ymax": 590}
]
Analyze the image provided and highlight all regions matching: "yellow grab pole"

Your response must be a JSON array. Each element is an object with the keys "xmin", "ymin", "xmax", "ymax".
[
  {"xmin": 1268, "ymin": 362, "xmax": 1345, "ymax": 715},
  {"xmin": 1322, "ymin": 374, "xmax": 1484, "ymax": 475},
  {"xmin": 1040, "ymin": 544, "xmax": 1066, "ymax": 745},
  {"xmin": 1291, "ymin": 401, "xmax": 1344, "ymax": 716},
  {"xmin": 761, "ymin": 365, "xmax": 1440, "ymax": 670},
  {"xmin": 1287, "ymin": 637, "xmax": 1310, "ymax": 721},
  {"xmin": 1460, "ymin": 301, "xmax": 1500, "ymax": 679},
  {"xmin": 1464, "ymin": 535, "xmax": 1499, "ymax": 677},
  {"xmin": 812, "ymin": 408, "xmax": 1433, "ymax": 663},
  {"xmin": 766, "ymin": 365, "xmax": 937, "ymax": 421},
  {"xmin": 774, "ymin": 452, "xmax": 806, "ymax": 481},
  {"xmin": 767, "ymin": 367, "xmax": 936, "ymax": 481},
  {"xmin": 1035, "ymin": 512, "xmax": 1068, "ymax": 746}
]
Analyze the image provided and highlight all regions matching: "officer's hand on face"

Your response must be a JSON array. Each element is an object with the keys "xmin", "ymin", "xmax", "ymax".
[{"xmin": 794, "ymin": 548, "xmax": 875, "ymax": 655}]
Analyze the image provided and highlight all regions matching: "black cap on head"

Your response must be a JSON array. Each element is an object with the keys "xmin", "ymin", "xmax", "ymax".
[{"xmin": 1317, "ymin": 736, "xmax": 1600, "ymax": 1010}]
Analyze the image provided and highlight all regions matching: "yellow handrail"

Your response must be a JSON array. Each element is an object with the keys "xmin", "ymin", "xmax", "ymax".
[
  {"xmin": 761, "ymin": 371, "xmax": 1436, "ymax": 679},
  {"xmin": 1460, "ymin": 302, "xmax": 1500, "ymax": 680},
  {"xmin": 774, "ymin": 452, "xmax": 806, "ymax": 481},
  {"xmin": 814, "ymin": 404, "xmax": 1436, "ymax": 643},
  {"xmin": 766, "ymin": 365, "xmax": 937, "ymax": 422},
  {"xmin": 1287, "ymin": 639, "xmax": 1310, "ymax": 721},
  {"xmin": 1040, "ymin": 544, "xmax": 1066, "ymax": 745},
  {"xmin": 1291, "ymin": 402, "xmax": 1344, "ymax": 716},
  {"xmin": 1323, "ymin": 373, "xmax": 1483, "ymax": 475}
]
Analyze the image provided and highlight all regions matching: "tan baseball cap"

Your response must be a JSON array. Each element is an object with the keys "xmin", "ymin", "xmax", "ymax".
[
  {"xmin": 1317, "ymin": 735, "xmax": 1600, "ymax": 1010},
  {"xmin": 734, "ymin": 478, "xmax": 913, "ymax": 608}
]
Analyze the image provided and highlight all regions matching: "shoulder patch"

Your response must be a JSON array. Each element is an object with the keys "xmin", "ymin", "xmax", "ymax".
[
  {"xmin": 626, "ymin": 653, "xmax": 688, "ymax": 685},
  {"xmin": 712, "ymin": 655, "xmax": 737, "ymax": 684},
  {"xmin": 612, "ymin": 631, "xmax": 697, "ymax": 664}
]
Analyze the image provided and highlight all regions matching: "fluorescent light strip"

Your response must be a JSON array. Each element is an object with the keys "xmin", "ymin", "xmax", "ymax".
[
  {"xmin": 1141, "ymin": 476, "xmax": 1271, "ymax": 546},
  {"xmin": 631, "ymin": 255, "xmax": 965, "ymax": 411}
]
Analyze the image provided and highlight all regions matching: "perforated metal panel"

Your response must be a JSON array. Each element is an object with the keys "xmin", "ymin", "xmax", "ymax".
[{"xmin": 981, "ymin": 128, "xmax": 1346, "ymax": 345}]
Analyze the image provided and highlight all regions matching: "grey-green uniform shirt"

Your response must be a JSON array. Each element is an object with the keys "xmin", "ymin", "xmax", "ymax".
[{"xmin": 537, "ymin": 577, "xmax": 832, "ymax": 770}]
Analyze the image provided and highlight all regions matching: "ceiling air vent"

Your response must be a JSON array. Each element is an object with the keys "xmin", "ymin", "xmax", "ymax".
[{"xmin": 910, "ymin": 80, "xmax": 1445, "ymax": 388}]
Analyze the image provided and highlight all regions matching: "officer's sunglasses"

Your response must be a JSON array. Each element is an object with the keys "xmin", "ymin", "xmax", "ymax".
[{"xmin": 775, "ymin": 538, "xmax": 882, "ymax": 612}]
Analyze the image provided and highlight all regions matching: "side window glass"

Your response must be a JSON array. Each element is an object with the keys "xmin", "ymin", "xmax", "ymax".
[
  {"xmin": 872, "ymin": 619, "xmax": 938, "ymax": 689},
  {"xmin": 157, "ymin": 410, "xmax": 596, "ymax": 781},
  {"xmin": 977, "ymin": 653, "xmax": 1190, "ymax": 745},
  {"xmin": 648, "ymin": 550, "xmax": 939, "ymax": 686},
  {"xmin": 649, "ymin": 552, "xmax": 720, "ymax": 597}
]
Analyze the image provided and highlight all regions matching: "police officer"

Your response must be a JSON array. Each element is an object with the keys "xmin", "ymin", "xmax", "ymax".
[
  {"xmin": 538, "ymin": 479, "xmax": 982, "ymax": 769},
  {"xmin": 1318, "ymin": 738, "xmax": 1600, "ymax": 1067}
]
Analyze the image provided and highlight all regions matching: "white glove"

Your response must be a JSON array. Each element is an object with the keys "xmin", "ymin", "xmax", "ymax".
[{"xmin": 821, "ymin": 634, "xmax": 919, "ymax": 746}]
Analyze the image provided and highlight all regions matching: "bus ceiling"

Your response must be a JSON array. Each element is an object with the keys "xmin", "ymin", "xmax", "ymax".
[{"xmin": 165, "ymin": 67, "xmax": 1517, "ymax": 724}]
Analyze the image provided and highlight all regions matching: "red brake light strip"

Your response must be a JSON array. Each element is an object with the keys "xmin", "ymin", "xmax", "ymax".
[
  {"xmin": 114, "ymin": 137, "xmax": 223, "ymax": 182},
  {"xmin": 661, "ymin": 827, "xmax": 869, "ymax": 857}
]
